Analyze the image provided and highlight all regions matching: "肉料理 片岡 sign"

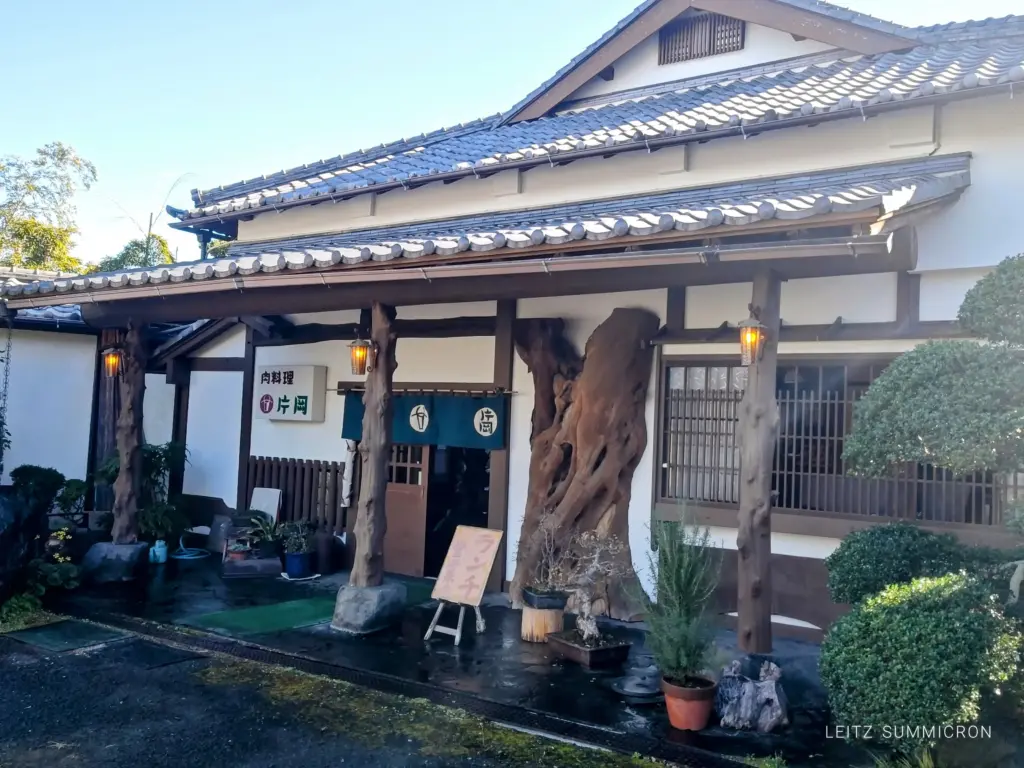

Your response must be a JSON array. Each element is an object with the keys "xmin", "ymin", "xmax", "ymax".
[{"xmin": 254, "ymin": 365, "xmax": 327, "ymax": 422}]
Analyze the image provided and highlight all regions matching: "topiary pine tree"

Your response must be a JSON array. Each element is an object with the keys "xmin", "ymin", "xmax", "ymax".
[{"xmin": 843, "ymin": 254, "xmax": 1024, "ymax": 478}]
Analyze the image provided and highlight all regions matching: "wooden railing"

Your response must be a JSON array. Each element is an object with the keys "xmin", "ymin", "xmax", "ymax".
[{"xmin": 244, "ymin": 456, "xmax": 348, "ymax": 532}]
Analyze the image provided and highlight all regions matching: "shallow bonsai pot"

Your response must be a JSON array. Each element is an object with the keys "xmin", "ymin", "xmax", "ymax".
[
  {"xmin": 285, "ymin": 551, "xmax": 314, "ymax": 579},
  {"xmin": 661, "ymin": 675, "xmax": 717, "ymax": 731},
  {"xmin": 547, "ymin": 629, "xmax": 631, "ymax": 669},
  {"xmin": 522, "ymin": 587, "xmax": 569, "ymax": 610},
  {"xmin": 226, "ymin": 549, "xmax": 249, "ymax": 562}
]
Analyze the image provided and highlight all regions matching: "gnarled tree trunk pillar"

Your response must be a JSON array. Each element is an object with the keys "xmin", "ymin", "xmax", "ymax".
[
  {"xmin": 110, "ymin": 323, "xmax": 147, "ymax": 544},
  {"xmin": 349, "ymin": 301, "xmax": 397, "ymax": 588},
  {"xmin": 510, "ymin": 308, "xmax": 660, "ymax": 620},
  {"xmin": 737, "ymin": 271, "xmax": 782, "ymax": 653}
]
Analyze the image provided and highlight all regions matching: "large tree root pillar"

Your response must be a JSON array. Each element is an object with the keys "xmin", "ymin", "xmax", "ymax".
[
  {"xmin": 111, "ymin": 323, "xmax": 147, "ymax": 544},
  {"xmin": 349, "ymin": 301, "xmax": 397, "ymax": 588},
  {"xmin": 510, "ymin": 308, "xmax": 660, "ymax": 620},
  {"xmin": 737, "ymin": 271, "xmax": 782, "ymax": 653}
]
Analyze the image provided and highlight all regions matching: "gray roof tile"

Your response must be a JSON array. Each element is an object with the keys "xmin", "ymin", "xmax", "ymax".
[
  {"xmin": 8, "ymin": 154, "xmax": 969, "ymax": 303},
  {"xmin": 171, "ymin": 19, "xmax": 1022, "ymax": 225}
]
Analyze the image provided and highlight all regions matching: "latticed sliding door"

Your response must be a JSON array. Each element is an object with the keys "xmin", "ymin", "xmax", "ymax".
[{"xmin": 384, "ymin": 444, "xmax": 431, "ymax": 577}]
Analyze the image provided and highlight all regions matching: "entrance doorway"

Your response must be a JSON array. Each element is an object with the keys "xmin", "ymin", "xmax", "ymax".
[
  {"xmin": 424, "ymin": 447, "xmax": 490, "ymax": 578},
  {"xmin": 382, "ymin": 444, "xmax": 490, "ymax": 579}
]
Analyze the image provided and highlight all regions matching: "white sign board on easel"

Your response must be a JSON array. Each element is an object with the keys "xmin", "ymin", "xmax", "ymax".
[{"xmin": 253, "ymin": 365, "xmax": 327, "ymax": 422}]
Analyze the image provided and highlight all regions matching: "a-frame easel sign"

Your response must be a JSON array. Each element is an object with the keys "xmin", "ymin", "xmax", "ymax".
[{"xmin": 423, "ymin": 526, "xmax": 503, "ymax": 646}]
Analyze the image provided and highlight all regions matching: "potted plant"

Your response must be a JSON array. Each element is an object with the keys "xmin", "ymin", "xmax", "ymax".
[
  {"xmin": 246, "ymin": 512, "xmax": 282, "ymax": 559},
  {"xmin": 519, "ymin": 517, "xmax": 572, "ymax": 642},
  {"xmin": 545, "ymin": 531, "xmax": 633, "ymax": 668},
  {"xmin": 281, "ymin": 521, "xmax": 315, "ymax": 579},
  {"xmin": 139, "ymin": 501, "xmax": 189, "ymax": 564},
  {"xmin": 640, "ymin": 520, "xmax": 721, "ymax": 731},
  {"xmin": 226, "ymin": 541, "xmax": 252, "ymax": 562}
]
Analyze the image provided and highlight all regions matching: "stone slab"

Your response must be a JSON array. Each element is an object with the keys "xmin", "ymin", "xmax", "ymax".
[
  {"xmin": 80, "ymin": 542, "xmax": 150, "ymax": 585},
  {"xmin": 330, "ymin": 581, "xmax": 407, "ymax": 635}
]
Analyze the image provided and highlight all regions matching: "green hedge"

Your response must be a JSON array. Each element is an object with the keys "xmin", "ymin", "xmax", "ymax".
[
  {"xmin": 824, "ymin": 523, "xmax": 968, "ymax": 604},
  {"xmin": 820, "ymin": 574, "xmax": 1020, "ymax": 749}
]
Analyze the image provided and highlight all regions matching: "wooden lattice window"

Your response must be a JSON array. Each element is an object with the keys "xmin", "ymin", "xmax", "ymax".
[
  {"xmin": 659, "ymin": 359, "xmax": 1015, "ymax": 526},
  {"xmin": 658, "ymin": 12, "xmax": 745, "ymax": 65},
  {"xmin": 389, "ymin": 444, "xmax": 426, "ymax": 485}
]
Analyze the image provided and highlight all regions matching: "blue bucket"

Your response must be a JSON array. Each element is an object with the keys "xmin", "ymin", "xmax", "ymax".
[{"xmin": 285, "ymin": 552, "xmax": 313, "ymax": 579}]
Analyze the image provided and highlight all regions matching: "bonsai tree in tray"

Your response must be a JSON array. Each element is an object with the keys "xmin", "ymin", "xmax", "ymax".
[{"xmin": 543, "ymin": 530, "xmax": 633, "ymax": 668}]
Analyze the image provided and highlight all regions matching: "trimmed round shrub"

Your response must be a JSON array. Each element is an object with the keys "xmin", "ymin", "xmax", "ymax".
[
  {"xmin": 820, "ymin": 574, "xmax": 1020, "ymax": 748},
  {"xmin": 824, "ymin": 523, "xmax": 968, "ymax": 604}
]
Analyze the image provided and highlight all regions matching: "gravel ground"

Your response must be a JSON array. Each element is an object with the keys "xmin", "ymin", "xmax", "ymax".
[{"xmin": 0, "ymin": 630, "xmax": 656, "ymax": 768}]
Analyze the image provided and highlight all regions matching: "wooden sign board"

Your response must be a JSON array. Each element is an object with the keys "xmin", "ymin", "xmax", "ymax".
[{"xmin": 431, "ymin": 525, "xmax": 503, "ymax": 607}]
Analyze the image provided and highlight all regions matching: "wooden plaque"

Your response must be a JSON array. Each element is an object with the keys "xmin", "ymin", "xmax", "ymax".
[{"xmin": 431, "ymin": 526, "xmax": 503, "ymax": 607}]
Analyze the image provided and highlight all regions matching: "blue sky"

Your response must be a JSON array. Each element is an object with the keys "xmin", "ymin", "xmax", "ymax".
[{"xmin": 2, "ymin": 0, "xmax": 1020, "ymax": 264}]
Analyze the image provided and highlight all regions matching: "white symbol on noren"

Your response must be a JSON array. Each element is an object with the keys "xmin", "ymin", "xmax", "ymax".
[
  {"xmin": 410, "ymin": 404, "xmax": 430, "ymax": 433},
  {"xmin": 473, "ymin": 407, "xmax": 498, "ymax": 437}
]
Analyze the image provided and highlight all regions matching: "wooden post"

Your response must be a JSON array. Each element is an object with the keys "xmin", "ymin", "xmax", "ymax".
[
  {"xmin": 110, "ymin": 323, "xmax": 147, "ymax": 544},
  {"xmin": 736, "ymin": 271, "xmax": 781, "ymax": 653},
  {"xmin": 349, "ymin": 302, "xmax": 397, "ymax": 588}
]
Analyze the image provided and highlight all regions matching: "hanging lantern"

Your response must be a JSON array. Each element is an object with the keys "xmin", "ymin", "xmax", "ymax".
[
  {"xmin": 738, "ymin": 317, "xmax": 766, "ymax": 367},
  {"xmin": 349, "ymin": 339, "xmax": 372, "ymax": 376},
  {"xmin": 101, "ymin": 346, "xmax": 123, "ymax": 379}
]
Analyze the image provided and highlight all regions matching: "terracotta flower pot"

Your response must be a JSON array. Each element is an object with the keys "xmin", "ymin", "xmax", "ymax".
[{"xmin": 661, "ymin": 675, "xmax": 717, "ymax": 731}]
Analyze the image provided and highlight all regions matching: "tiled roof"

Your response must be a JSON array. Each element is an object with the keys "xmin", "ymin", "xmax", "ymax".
[
  {"xmin": 5, "ymin": 154, "xmax": 969, "ymax": 304},
  {"xmin": 172, "ymin": 17, "xmax": 1021, "ymax": 225},
  {"xmin": 11, "ymin": 304, "xmax": 85, "ymax": 325}
]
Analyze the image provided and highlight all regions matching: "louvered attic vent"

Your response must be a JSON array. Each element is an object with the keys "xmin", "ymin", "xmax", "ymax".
[{"xmin": 658, "ymin": 12, "xmax": 746, "ymax": 64}]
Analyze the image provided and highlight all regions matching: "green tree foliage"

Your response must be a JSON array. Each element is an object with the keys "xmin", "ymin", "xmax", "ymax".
[
  {"xmin": 1, "ymin": 218, "xmax": 80, "ymax": 272},
  {"xmin": 0, "ymin": 142, "xmax": 96, "ymax": 270},
  {"xmin": 94, "ymin": 233, "xmax": 174, "ymax": 273},
  {"xmin": 207, "ymin": 239, "xmax": 231, "ymax": 259},
  {"xmin": 820, "ymin": 574, "xmax": 1020, "ymax": 748},
  {"xmin": 844, "ymin": 254, "xmax": 1024, "ymax": 476}
]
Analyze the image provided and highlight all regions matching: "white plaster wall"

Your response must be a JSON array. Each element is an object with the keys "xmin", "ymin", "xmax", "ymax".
[
  {"xmin": 143, "ymin": 373, "xmax": 175, "ymax": 446},
  {"xmin": 685, "ymin": 273, "xmax": 899, "ymax": 329},
  {"xmin": 249, "ymin": 314, "xmax": 495, "ymax": 463},
  {"xmin": 915, "ymin": 97, "xmax": 1024, "ymax": 271},
  {"xmin": 569, "ymin": 23, "xmax": 835, "ymax": 101},
  {"xmin": 3, "ymin": 331, "xmax": 96, "ymax": 484},
  {"xmin": 506, "ymin": 289, "xmax": 667, "ymax": 592},
  {"xmin": 182, "ymin": 371, "xmax": 242, "ymax": 505},
  {"xmin": 919, "ymin": 267, "xmax": 992, "ymax": 322},
  {"xmin": 695, "ymin": 525, "xmax": 841, "ymax": 560},
  {"xmin": 192, "ymin": 325, "xmax": 246, "ymax": 358}
]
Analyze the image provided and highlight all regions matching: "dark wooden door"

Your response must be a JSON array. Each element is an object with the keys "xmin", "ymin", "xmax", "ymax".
[{"xmin": 384, "ymin": 444, "xmax": 430, "ymax": 577}]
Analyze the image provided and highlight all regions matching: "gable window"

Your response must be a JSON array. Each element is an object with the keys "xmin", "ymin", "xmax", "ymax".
[
  {"xmin": 658, "ymin": 12, "xmax": 745, "ymax": 65},
  {"xmin": 658, "ymin": 358, "xmax": 1013, "ymax": 526}
]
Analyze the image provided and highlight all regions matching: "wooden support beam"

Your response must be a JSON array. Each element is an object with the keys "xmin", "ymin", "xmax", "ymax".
[
  {"xmin": 349, "ymin": 301, "xmax": 398, "ymax": 588},
  {"xmin": 665, "ymin": 286, "xmax": 686, "ymax": 332},
  {"xmin": 236, "ymin": 327, "xmax": 256, "ymax": 511},
  {"xmin": 737, "ymin": 270, "xmax": 782, "ymax": 653},
  {"xmin": 254, "ymin": 316, "xmax": 501, "ymax": 347},
  {"xmin": 111, "ymin": 323, "xmax": 147, "ymax": 544},
  {"xmin": 487, "ymin": 299, "xmax": 516, "ymax": 592},
  {"xmin": 169, "ymin": 370, "xmax": 190, "ymax": 498},
  {"xmin": 653, "ymin": 319, "xmax": 966, "ymax": 344}
]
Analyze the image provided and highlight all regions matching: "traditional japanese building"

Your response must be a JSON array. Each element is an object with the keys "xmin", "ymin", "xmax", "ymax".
[{"xmin": 6, "ymin": 0, "xmax": 1024, "ymax": 643}]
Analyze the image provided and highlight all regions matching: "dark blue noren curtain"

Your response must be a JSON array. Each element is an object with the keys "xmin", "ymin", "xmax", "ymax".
[{"xmin": 341, "ymin": 392, "xmax": 508, "ymax": 450}]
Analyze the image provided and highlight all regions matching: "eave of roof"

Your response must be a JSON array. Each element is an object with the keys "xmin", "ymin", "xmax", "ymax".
[
  {"xmin": 6, "ymin": 154, "xmax": 970, "ymax": 309},
  {"xmin": 169, "ymin": 21, "xmax": 1024, "ymax": 230}
]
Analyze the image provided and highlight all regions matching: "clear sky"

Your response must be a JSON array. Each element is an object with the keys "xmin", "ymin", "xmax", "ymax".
[{"xmin": 2, "ymin": 0, "xmax": 1019, "ymax": 264}]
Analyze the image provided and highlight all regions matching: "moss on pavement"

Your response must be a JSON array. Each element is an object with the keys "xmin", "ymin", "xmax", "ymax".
[{"xmin": 197, "ymin": 658, "xmax": 673, "ymax": 767}]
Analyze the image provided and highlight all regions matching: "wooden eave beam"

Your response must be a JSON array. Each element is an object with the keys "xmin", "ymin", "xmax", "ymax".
[{"xmin": 653, "ymin": 319, "xmax": 966, "ymax": 344}]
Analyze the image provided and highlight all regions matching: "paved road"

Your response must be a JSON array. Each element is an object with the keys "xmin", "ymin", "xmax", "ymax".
[{"xmin": 0, "ymin": 628, "xmax": 627, "ymax": 768}]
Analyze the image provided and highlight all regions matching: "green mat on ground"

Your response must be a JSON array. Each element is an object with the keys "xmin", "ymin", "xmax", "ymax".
[
  {"xmin": 7, "ymin": 620, "xmax": 126, "ymax": 652},
  {"xmin": 182, "ymin": 597, "xmax": 337, "ymax": 637}
]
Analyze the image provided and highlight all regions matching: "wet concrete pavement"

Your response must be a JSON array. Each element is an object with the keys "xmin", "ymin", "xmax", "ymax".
[
  {"xmin": 0, "ymin": 631, "xmax": 510, "ymax": 768},
  {"xmin": 60, "ymin": 559, "xmax": 869, "ymax": 767}
]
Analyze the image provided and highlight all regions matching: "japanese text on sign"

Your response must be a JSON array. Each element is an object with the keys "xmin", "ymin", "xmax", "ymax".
[
  {"xmin": 253, "ymin": 365, "xmax": 327, "ymax": 423},
  {"xmin": 431, "ymin": 526, "xmax": 503, "ymax": 607}
]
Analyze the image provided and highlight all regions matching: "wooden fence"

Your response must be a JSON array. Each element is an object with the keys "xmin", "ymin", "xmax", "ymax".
[{"xmin": 244, "ymin": 456, "xmax": 349, "ymax": 532}]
